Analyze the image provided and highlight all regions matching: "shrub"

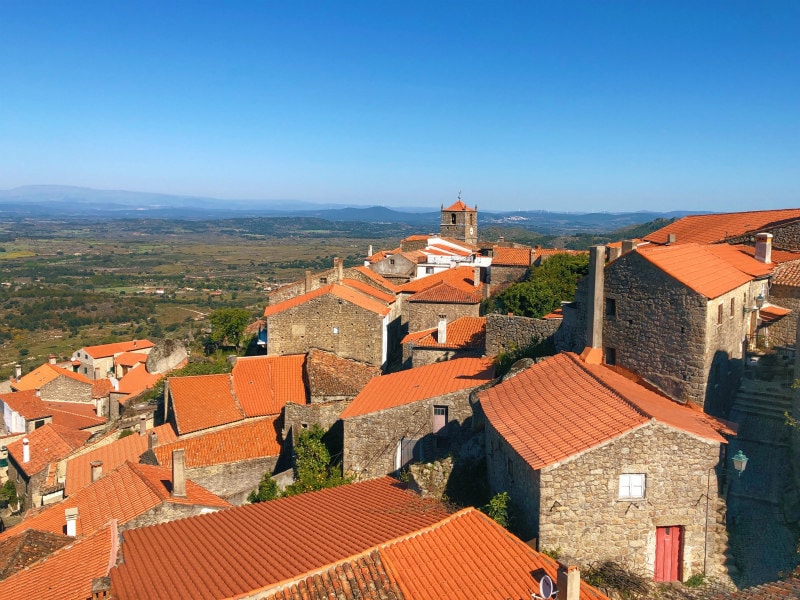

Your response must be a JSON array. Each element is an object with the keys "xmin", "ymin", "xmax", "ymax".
[
  {"xmin": 248, "ymin": 474, "xmax": 279, "ymax": 503},
  {"xmin": 482, "ymin": 491, "xmax": 511, "ymax": 528}
]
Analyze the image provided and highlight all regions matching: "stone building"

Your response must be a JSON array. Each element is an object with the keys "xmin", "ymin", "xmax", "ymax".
[
  {"xmin": 440, "ymin": 198, "xmax": 478, "ymax": 246},
  {"xmin": 479, "ymin": 351, "xmax": 735, "ymax": 582},
  {"xmin": 263, "ymin": 280, "xmax": 398, "ymax": 370},
  {"xmin": 762, "ymin": 259, "xmax": 800, "ymax": 347},
  {"xmin": 406, "ymin": 281, "xmax": 483, "ymax": 334},
  {"xmin": 12, "ymin": 362, "xmax": 93, "ymax": 405},
  {"xmin": 486, "ymin": 245, "xmax": 533, "ymax": 287},
  {"xmin": 484, "ymin": 313, "xmax": 561, "ymax": 358},
  {"xmin": 0, "ymin": 389, "xmax": 106, "ymax": 435},
  {"xmin": 401, "ymin": 316, "xmax": 486, "ymax": 368},
  {"xmin": 71, "ymin": 340, "xmax": 154, "ymax": 380},
  {"xmin": 340, "ymin": 357, "xmax": 494, "ymax": 480}
]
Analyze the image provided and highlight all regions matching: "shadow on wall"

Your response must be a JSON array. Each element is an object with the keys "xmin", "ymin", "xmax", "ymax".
[{"xmin": 704, "ymin": 350, "xmax": 744, "ymax": 419}]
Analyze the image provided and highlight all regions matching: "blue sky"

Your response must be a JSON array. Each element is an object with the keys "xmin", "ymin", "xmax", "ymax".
[{"xmin": 1, "ymin": 1, "xmax": 798, "ymax": 212}]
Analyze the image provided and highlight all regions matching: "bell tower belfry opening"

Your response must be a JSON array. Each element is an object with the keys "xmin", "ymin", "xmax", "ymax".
[{"xmin": 440, "ymin": 193, "xmax": 478, "ymax": 245}]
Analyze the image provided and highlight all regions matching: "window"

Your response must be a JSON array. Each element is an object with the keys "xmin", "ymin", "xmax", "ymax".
[
  {"xmin": 451, "ymin": 213, "xmax": 456, "ymax": 224},
  {"xmin": 717, "ymin": 304, "xmax": 723, "ymax": 324},
  {"xmin": 619, "ymin": 473, "xmax": 646, "ymax": 499},
  {"xmin": 425, "ymin": 266, "xmax": 434, "ymax": 274},
  {"xmin": 433, "ymin": 406, "xmax": 448, "ymax": 434},
  {"xmin": 319, "ymin": 277, "xmax": 327, "ymax": 284},
  {"xmin": 604, "ymin": 347, "xmax": 616, "ymax": 366},
  {"xmin": 389, "ymin": 259, "xmax": 395, "ymax": 265},
  {"xmin": 332, "ymin": 327, "xmax": 339, "ymax": 335},
  {"xmin": 605, "ymin": 298, "xmax": 617, "ymax": 317},
  {"xmin": 730, "ymin": 298, "xmax": 735, "ymax": 317}
]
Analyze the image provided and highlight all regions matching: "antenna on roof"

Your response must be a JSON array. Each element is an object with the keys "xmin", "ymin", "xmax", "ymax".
[
  {"xmin": 531, "ymin": 574, "xmax": 558, "ymax": 599},
  {"xmin": 458, "ymin": 189, "xmax": 462, "ymax": 200}
]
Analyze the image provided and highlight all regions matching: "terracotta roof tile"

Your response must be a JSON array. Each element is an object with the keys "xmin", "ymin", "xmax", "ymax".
[
  {"xmin": 397, "ymin": 266, "xmax": 481, "ymax": 295},
  {"xmin": 730, "ymin": 244, "xmax": 800, "ymax": 265},
  {"xmin": 264, "ymin": 283, "xmax": 391, "ymax": 318},
  {"xmin": 759, "ymin": 304, "xmax": 792, "ymax": 323},
  {"xmin": 772, "ymin": 259, "xmax": 800, "ymax": 287},
  {"xmin": 403, "ymin": 234, "xmax": 429, "ymax": 242},
  {"xmin": 306, "ymin": 349, "xmax": 380, "ymax": 398},
  {"xmin": 644, "ymin": 209, "xmax": 800, "ymax": 246},
  {"xmin": 542, "ymin": 307, "xmax": 564, "ymax": 319},
  {"xmin": 443, "ymin": 199, "xmax": 475, "ymax": 212},
  {"xmin": 402, "ymin": 316, "xmax": 486, "ymax": 350},
  {"xmin": 116, "ymin": 363, "xmax": 166, "ymax": 398},
  {"xmin": 6, "ymin": 424, "xmax": 90, "ymax": 478},
  {"xmin": 108, "ymin": 478, "xmax": 451, "ymax": 600},
  {"xmin": 534, "ymin": 247, "xmax": 588, "ymax": 259},
  {"xmin": 427, "ymin": 243, "xmax": 472, "ymax": 257},
  {"xmin": 480, "ymin": 353, "xmax": 731, "ymax": 471},
  {"xmin": 491, "ymin": 246, "xmax": 533, "ymax": 266},
  {"xmin": 408, "ymin": 281, "xmax": 482, "ymax": 304},
  {"xmin": 713, "ymin": 576, "xmax": 800, "ymax": 599},
  {"xmin": 65, "ymin": 423, "xmax": 178, "ymax": 495},
  {"xmin": 0, "ymin": 529, "xmax": 70, "ymax": 581},
  {"xmin": 0, "ymin": 390, "xmax": 51, "ymax": 420},
  {"xmin": 232, "ymin": 355, "xmax": 306, "ymax": 417},
  {"xmin": 0, "ymin": 521, "xmax": 117, "ymax": 600},
  {"xmin": 169, "ymin": 373, "xmax": 243, "ymax": 434},
  {"xmin": 91, "ymin": 378, "xmax": 114, "ymax": 399},
  {"xmin": 4, "ymin": 462, "xmax": 229, "ymax": 540},
  {"xmin": 340, "ymin": 358, "xmax": 494, "ymax": 419},
  {"xmin": 114, "ymin": 351, "xmax": 148, "ymax": 367},
  {"xmin": 439, "ymin": 236, "xmax": 480, "ymax": 251},
  {"xmin": 637, "ymin": 243, "xmax": 759, "ymax": 299},
  {"xmin": 45, "ymin": 401, "xmax": 107, "ymax": 430},
  {"xmin": 704, "ymin": 244, "xmax": 774, "ymax": 277},
  {"xmin": 13, "ymin": 363, "xmax": 92, "ymax": 392},
  {"xmin": 81, "ymin": 339, "xmax": 154, "ymax": 358},
  {"xmin": 154, "ymin": 417, "xmax": 282, "ymax": 468},
  {"xmin": 339, "ymin": 278, "xmax": 396, "ymax": 303},
  {"xmin": 351, "ymin": 266, "xmax": 400, "ymax": 293}
]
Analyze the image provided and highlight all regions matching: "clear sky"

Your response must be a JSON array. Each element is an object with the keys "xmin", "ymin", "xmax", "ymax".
[{"xmin": 1, "ymin": 1, "xmax": 798, "ymax": 212}]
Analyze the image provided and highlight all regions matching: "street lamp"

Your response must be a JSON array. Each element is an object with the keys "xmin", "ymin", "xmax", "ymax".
[{"xmin": 732, "ymin": 450, "xmax": 749, "ymax": 477}]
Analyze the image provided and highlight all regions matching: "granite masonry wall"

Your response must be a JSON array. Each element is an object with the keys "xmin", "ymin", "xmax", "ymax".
[
  {"xmin": 407, "ymin": 301, "xmax": 480, "ymax": 334},
  {"xmin": 484, "ymin": 314, "xmax": 561, "ymax": 358},
  {"xmin": 267, "ymin": 294, "xmax": 387, "ymax": 368},
  {"xmin": 408, "ymin": 347, "xmax": 482, "ymax": 368},
  {"xmin": 343, "ymin": 388, "xmax": 476, "ymax": 480},
  {"xmin": 764, "ymin": 285, "xmax": 800, "ymax": 348},
  {"xmin": 41, "ymin": 377, "xmax": 92, "ymax": 404},
  {"xmin": 185, "ymin": 457, "xmax": 278, "ymax": 505},
  {"xmin": 283, "ymin": 400, "xmax": 351, "ymax": 439},
  {"xmin": 727, "ymin": 223, "xmax": 800, "ymax": 252},
  {"xmin": 122, "ymin": 501, "xmax": 226, "ymax": 531},
  {"xmin": 489, "ymin": 265, "xmax": 530, "ymax": 286}
]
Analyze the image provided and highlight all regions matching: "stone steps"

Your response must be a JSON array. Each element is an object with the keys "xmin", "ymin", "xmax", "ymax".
[{"xmin": 731, "ymin": 383, "xmax": 793, "ymax": 419}]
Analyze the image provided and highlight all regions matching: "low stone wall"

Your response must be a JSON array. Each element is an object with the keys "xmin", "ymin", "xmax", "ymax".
[
  {"xmin": 485, "ymin": 314, "xmax": 561, "ymax": 357},
  {"xmin": 283, "ymin": 400, "xmax": 351, "ymax": 439},
  {"xmin": 187, "ymin": 456, "xmax": 278, "ymax": 505}
]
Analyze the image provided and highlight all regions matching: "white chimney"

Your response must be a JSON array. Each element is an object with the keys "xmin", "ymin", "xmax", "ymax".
[
  {"xmin": 48, "ymin": 355, "xmax": 57, "ymax": 365},
  {"xmin": 368, "ymin": 245, "xmax": 373, "ymax": 257},
  {"xmin": 667, "ymin": 233, "xmax": 677, "ymax": 244},
  {"xmin": 557, "ymin": 564, "xmax": 580, "ymax": 600},
  {"xmin": 437, "ymin": 315, "xmax": 448, "ymax": 345},
  {"xmin": 473, "ymin": 265, "xmax": 481, "ymax": 287},
  {"xmin": 65, "ymin": 507, "xmax": 78, "ymax": 537},
  {"xmin": 22, "ymin": 438, "xmax": 30, "ymax": 463},
  {"xmin": 90, "ymin": 460, "xmax": 103, "ymax": 483},
  {"xmin": 580, "ymin": 245, "xmax": 605, "ymax": 365},
  {"xmin": 34, "ymin": 389, "xmax": 41, "ymax": 398},
  {"xmin": 14, "ymin": 364, "xmax": 21, "ymax": 379},
  {"xmin": 139, "ymin": 415, "xmax": 147, "ymax": 436},
  {"xmin": 755, "ymin": 232, "xmax": 773, "ymax": 264},
  {"xmin": 171, "ymin": 449, "xmax": 186, "ymax": 498}
]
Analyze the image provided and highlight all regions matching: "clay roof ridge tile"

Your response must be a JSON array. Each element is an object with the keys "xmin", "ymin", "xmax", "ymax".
[
  {"xmin": 228, "ymin": 372, "xmax": 246, "ymax": 418},
  {"xmin": 569, "ymin": 354, "xmax": 653, "ymax": 421},
  {"xmin": 125, "ymin": 461, "xmax": 170, "ymax": 501}
]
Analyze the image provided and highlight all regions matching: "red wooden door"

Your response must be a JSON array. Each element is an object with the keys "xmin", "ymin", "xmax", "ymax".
[{"xmin": 654, "ymin": 526, "xmax": 682, "ymax": 582}]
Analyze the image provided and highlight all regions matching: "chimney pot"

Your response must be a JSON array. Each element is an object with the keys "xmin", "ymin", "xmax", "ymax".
[
  {"xmin": 48, "ymin": 355, "xmax": 57, "ymax": 365},
  {"xmin": 171, "ymin": 448, "xmax": 187, "ymax": 498},
  {"xmin": 304, "ymin": 270, "xmax": 313, "ymax": 293},
  {"xmin": 368, "ymin": 245, "xmax": 373, "ymax": 258},
  {"xmin": 557, "ymin": 563, "xmax": 581, "ymax": 600},
  {"xmin": 65, "ymin": 507, "xmax": 78, "ymax": 537},
  {"xmin": 139, "ymin": 415, "xmax": 147, "ymax": 436},
  {"xmin": 755, "ymin": 232, "xmax": 773, "ymax": 264},
  {"xmin": 90, "ymin": 460, "xmax": 103, "ymax": 482},
  {"xmin": 22, "ymin": 438, "xmax": 30, "ymax": 463},
  {"xmin": 437, "ymin": 315, "xmax": 448, "ymax": 345},
  {"xmin": 14, "ymin": 364, "xmax": 21, "ymax": 380}
]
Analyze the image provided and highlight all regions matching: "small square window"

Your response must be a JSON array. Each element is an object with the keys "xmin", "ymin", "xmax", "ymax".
[
  {"xmin": 332, "ymin": 327, "xmax": 339, "ymax": 335},
  {"xmin": 619, "ymin": 473, "xmax": 646, "ymax": 499},
  {"xmin": 426, "ymin": 266, "xmax": 434, "ymax": 274},
  {"xmin": 389, "ymin": 259, "xmax": 395, "ymax": 265},
  {"xmin": 605, "ymin": 298, "xmax": 616, "ymax": 317},
  {"xmin": 604, "ymin": 347, "xmax": 616, "ymax": 366},
  {"xmin": 717, "ymin": 304, "xmax": 723, "ymax": 324},
  {"xmin": 433, "ymin": 405, "xmax": 448, "ymax": 434},
  {"xmin": 319, "ymin": 277, "xmax": 327, "ymax": 284}
]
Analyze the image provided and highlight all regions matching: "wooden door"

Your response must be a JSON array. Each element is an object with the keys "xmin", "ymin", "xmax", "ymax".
[{"xmin": 654, "ymin": 526, "xmax": 682, "ymax": 582}]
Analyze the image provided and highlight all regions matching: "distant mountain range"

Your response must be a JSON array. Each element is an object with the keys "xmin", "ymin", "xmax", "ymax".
[{"xmin": 0, "ymin": 185, "xmax": 697, "ymax": 233}]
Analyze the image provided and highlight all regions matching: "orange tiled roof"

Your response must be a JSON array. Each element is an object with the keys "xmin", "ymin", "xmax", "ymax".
[
  {"xmin": 92, "ymin": 378, "xmax": 114, "ymax": 399},
  {"xmin": 232, "ymin": 355, "xmax": 306, "ymax": 416},
  {"xmin": 0, "ymin": 529, "xmax": 71, "ymax": 581},
  {"xmin": 644, "ymin": 209, "xmax": 800, "ymax": 246},
  {"xmin": 759, "ymin": 304, "xmax": 792, "ymax": 323},
  {"xmin": 116, "ymin": 363, "xmax": 166, "ymax": 398},
  {"xmin": 81, "ymin": 339, "xmax": 154, "ymax": 359},
  {"xmin": 264, "ymin": 283, "xmax": 391, "ymax": 318},
  {"xmin": 168, "ymin": 373, "xmax": 243, "ymax": 434},
  {"xmin": 0, "ymin": 390, "xmax": 51, "ymax": 420},
  {"xmin": 154, "ymin": 417, "xmax": 282, "ymax": 468},
  {"xmin": 108, "ymin": 478, "xmax": 451, "ymax": 600},
  {"xmin": 444, "ymin": 199, "xmax": 475, "ymax": 212},
  {"xmin": 306, "ymin": 349, "xmax": 380, "ymax": 398},
  {"xmin": 715, "ymin": 577, "xmax": 800, "ymax": 599},
  {"xmin": 352, "ymin": 265, "xmax": 400, "ymax": 293},
  {"xmin": 730, "ymin": 244, "xmax": 800, "ymax": 265},
  {"xmin": 403, "ymin": 234, "xmax": 429, "ymax": 242},
  {"xmin": 339, "ymin": 278, "xmax": 396, "ymax": 303},
  {"xmin": 491, "ymin": 246, "xmax": 532, "ymax": 266},
  {"xmin": 397, "ymin": 266, "xmax": 480, "ymax": 295},
  {"xmin": 6, "ymin": 424, "xmax": 90, "ymax": 477},
  {"xmin": 427, "ymin": 243, "xmax": 472, "ymax": 257},
  {"xmin": 340, "ymin": 357, "xmax": 494, "ymax": 419},
  {"xmin": 13, "ymin": 363, "xmax": 92, "ymax": 392},
  {"xmin": 114, "ymin": 351, "xmax": 148, "ymax": 367},
  {"xmin": 0, "ymin": 521, "xmax": 118, "ymax": 600},
  {"xmin": 704, "ymin": 244, "xmax": 774, "ymax": 278},
  {"xmin": 65, "ymin": 423, "xmax": 178, "ymax": 495},
  {"xmin": 408, "ymin": 281, "xmax": 482, "ymax": 304},
  {"xmin": 480, "ymin": 353, "xmax": 731, "ymax": 471},
  {"xmin": 542, "ymin": 307, "xmax": 564, "ymax": 319},
  {"xmin": 772, "ymin": 259, "xmax": 800, "ymax": 287},
  {"xmin": 636, "ymin": 243, "xmax": 760, "ymax": 299},
  {"xmin": 4, "ymin": 462, "xmax": 229, "ymax": 540},
  {"xmin": 402, "ymin": 316, "xmax": 486, "ymax": 350},
  {"xmin": 45, "ymin": 401, "xmax": 107, "ymax": 431}
]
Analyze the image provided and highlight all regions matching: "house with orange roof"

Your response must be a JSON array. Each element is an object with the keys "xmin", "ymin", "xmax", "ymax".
[
  {"xmin": 3, "ymin": 459, "xmax": 229, "ymax": 541},
  {"xmin": 406, "ymin": 280, "xmax": 483, "ymax": 335},
  {"xmin": 340, "ymin": 357, "xmax": 494, "ymax": 480},
  {"xmin": 487, "ymin": 244, "xmax": 534, "ymax": 285},
  {"xmin": 366, "ymin": 246, "xmax": 423, "ymax": 284},
  {"xmin": 12, "ymin": 360, "xmax": 93, "ymax": 406},
  {"xmin": 107, "ymin": 477, "xmax": 452, "ymax": 600},
  {"xmin": 70, "ymin": 338, "xmax": 154, "ymax": 380},
  {"xmin": 0, "ymin": 390, "xmax": 106, "ymax": 435},
  {"xmin": 401, "ymin": 316, "xmax": 486, "ymax": 368},
  {"xmin": 6, "ymin": 424, "xmax": 90, "ymax": 509},
  {"xmin": 0, "ymin": 529, "xmax": 71, "ymax": 581},
  {"xmin": 479, "ymin": 351, "xmax": 735, "ymax": 582},
  {"xmin": 263, "ymin": 279, "xmax": 398, "ymax": 369}
]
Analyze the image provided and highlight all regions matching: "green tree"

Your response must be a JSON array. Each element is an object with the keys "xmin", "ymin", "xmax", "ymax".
[
  {"xmin": 248, "ymin": 473, "xmax": 279, "ymax": 503},
  {"xmin": 284, "ymin": 425, "xmax": 350, "ymax": 496},
  {"xmin": 482, "ymin": 491, "xmax": 511, "ymax": 528},
  {"xmin": 209, "ymin": 308, "xmax": 251, "ymax": 351}
]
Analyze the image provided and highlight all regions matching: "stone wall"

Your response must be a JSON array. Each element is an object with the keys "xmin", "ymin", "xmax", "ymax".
[
  {"xmin": 267, "ymin": 294, "xmax": 387, "ymax": 367},
  {"xmin": 727, "ymin": 223, "xmax": 800, "ymax": 251},
  {"xmin": 370, "ymin": 255, "xmax": 416, "ymax": 282},
  {"xmin": 490, "ymin": 265, "xmax": 529, "ymax": 286},
  {"xmin": 409, "ymin": 347, "xmax": 482, "ymax": 368},
  {"xmin": 485, "ymin": 314, "xmax": 561, "ymax": 358},
  {"xmin": 343, "ymin": 388, "xmax": 476, "ymax": 480},
  {"xmin": 765, "ymin": 286, "xmax": 800, "ymax": 348},
  {"xmin": 7, "ymin": 458, "xmax": 46, "ymax": 509},
  {"xmin": 122, "ymin": 501, "xmax": 226, "ymax": 531},
  {"xmin": 283, "ymin": 400, "xmax": 351, "ymax": 439},
  {"xmin": 41, "ymin": 377, "xmax": 92, "ymax": 404},
  {"xmin": 186, "ymin": 457, "xmax": 278, "ymax": 505},
  {"xmin": 408, "ymin": 301, "xmax": 480, "ymax": 334}
]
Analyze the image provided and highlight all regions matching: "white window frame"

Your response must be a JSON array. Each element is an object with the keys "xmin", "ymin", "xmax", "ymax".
[{"xmin": 619, "ymin": 473, "xmax": 646, "ymax": 499}]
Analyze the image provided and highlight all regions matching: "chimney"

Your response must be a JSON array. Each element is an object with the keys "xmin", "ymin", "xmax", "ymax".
[
  {"xmin": 498, "ymin": 236, "xmax": 504, "ymax": 243},
  {"xmin": 483, "ymin": 282, "xmax": 491, "ymax": 300},
  {"xmin": 14, "ymin": 364, "xmax": 21, "ymax": 379},
  {"xmin": 334, "ymin": 257, "xmax": 344, "ymax": 282},
  {"xmin": 172, "ymin": 449, "xmax": 187, "ymax": 498},
  {"xmin": 48, "ymin": 355, "xmax": 57, "ymax": 365},
  {"xmin": 621, "ymin": 239, "xmax": 637, "ymax": 254},
  {"xmin": 109, "ymin": 397, "xmax": 119, "ymax": 421},
  {"xmin": 91, "ymin": 577, "xmax": 111, "ymax": 600},
  {"xmin": 22, "ymin": 438, "xmax": 30, "ymax": 463},
  {"xmin": 755, "ymin": 232, "xmax": 773, "ymax": 264},
  {"xmin": 304, "ymin": 270, "xmax": 313, "ymax": 293},
  {"xmin": 65, "ymin": 507, "xmax": 78, "ymax": 537},
  {"xmin": 437, "ymin": 315, "xmax": 448, "ymax": 345},
  {"xmin": 580, "ymin": 245, "xmax": 605, "ymax": 365},
  {"xmin": 90, "ymin": 460, "xmax": 103, "ymax": 483},
  {"xmin": 368, "ymin": 244, "xmax": 373, "ymax": 258},
  {"xmin": 34, "ymin": 389, "xmax": 41, "ymax": 398},
  {"xmin": 473, "ymin": 265, "xmax": 481, "ymax": 287},
  {"xmin": 149, "ymin": 430, "xmax": 158, "ymax": 451},
  {"xmin": 133, "ymin": 339, "xmax": 137, "ymax": 348},
  {"xmin": 667, "ymin": 233, "xmax": 677, "ymax": 244},
  {"xmin": 557, "ymin": 564, "xmax": 581, "ymax": 600},
  {"xmin": 139, "ymin": 415, "xmax": 147, "ymax": 436},
  {"xmin": 608, "ymin": 246, "xmax": 622, "ymax": 262}
]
